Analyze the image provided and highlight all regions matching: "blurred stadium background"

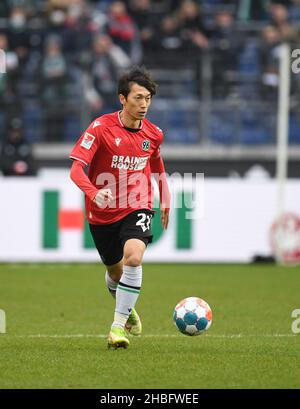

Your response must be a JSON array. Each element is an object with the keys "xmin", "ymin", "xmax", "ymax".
[
  {"xmin": 0, "ymin": 0, "xmax": 300, "ymax": 262},
  {"xmin": 1, "ymin": 0, "xmax": 300, "ymax": 390}
]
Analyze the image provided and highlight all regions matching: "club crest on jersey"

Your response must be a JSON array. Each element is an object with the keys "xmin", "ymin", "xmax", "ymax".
[
  {"xmin": 80, "ymin": 132, "xmax": 95, "ymax": 150},
  {"xmin": 142, "ymin": 140, "xmax": 150, "ymax": 151},
  {"xmin": 115, "ymin": 137, "xmax": 122, "ymax": 147}
]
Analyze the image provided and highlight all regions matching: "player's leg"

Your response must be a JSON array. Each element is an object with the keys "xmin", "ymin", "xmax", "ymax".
[
  {"xmin": 105, "ymin": 259, "xmax": 142, "ymax": 336},
  {"xmin": 111, "ymin": 238, "xmax": 146, "ymax": 333},
  {"xmin": 108, "ymin": 209, "xmax": 153, "ymax": 348},
  {"xmin": 89, "ymin": 222, "xmax": 123, "ymax": 298},
  {"xmin": 89, "ymin": 222, "xmax": 131, "ymax": 348},
  {"xmin": 108, "ymin": 239, "xmax": 146, "ymax": 349},
  {"xmin": 105, "ymin": 260, "xmax": 123, "ymax": 298}
]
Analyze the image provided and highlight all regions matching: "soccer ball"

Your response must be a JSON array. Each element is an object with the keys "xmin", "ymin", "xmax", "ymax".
[{"xmin": 173, "ymin": 297, "xmax": 212, "ymax": 336}]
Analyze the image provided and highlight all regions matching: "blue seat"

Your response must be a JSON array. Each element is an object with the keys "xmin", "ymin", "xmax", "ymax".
[
  {"xmin": 241, "ymin": 108, "xmax": 259, "ymax": 126},
  {"xmin": 165, "ymin": 128, "xmax": 183, "ymax": 144},
  {"xmin": 238, "ymin": 41, "xmax": 261, "ymax": 81},
  {"xmin": 165, "ymin": 128, "xmax": 198, "ymax": 144},
  {"xmin": 239, "ymin": 83, "xmax": 260, "ymax": 99},
  {"xmin": 0, "ymin": 110, "xmax": 6, "ymax": 141},
  {"xmin": 289, "ymin": 114, "xmax": 300, "ymax": 144},
  {"xmin": 240, "ymin": 127, "xmax": 269, "ymax": 144},
  {"xmin": 64, "ymin": 114, "xmax": 82, "ymax": 142},
  {"xmin": 184, "ymin": 128, "xmax": 199, "ymax": 143},
  {"xmin": 240, "ymin": 108, "xmax": 270, "ymax": 144},
  {"xmin": 289, "ymin": 5, "xmax": 300, "ymax": 23},
  {"xmin": 22, "ymin": 103, "xmax": 44, "ymax": 142},
  {"xmin": 147, "ymin": 110, "xmax": 165, "ymax": 129},
  {"xmin": 208, "ymin": 111, "xmax": 236, "ymax": 145},
  {"xmin": 168, "ymin": 110, "xmax": 186, "ymax": 128}
]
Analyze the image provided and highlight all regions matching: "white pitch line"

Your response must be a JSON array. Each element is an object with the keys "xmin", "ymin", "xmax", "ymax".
[{"xmin": 2, "ymin": 333, "xmax": 297, "ymax": 339}]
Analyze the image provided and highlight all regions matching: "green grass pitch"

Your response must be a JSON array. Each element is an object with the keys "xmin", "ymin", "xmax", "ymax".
[{"xmin": 0, "ymin": 263, "xmax": 299, "ymax": 389}]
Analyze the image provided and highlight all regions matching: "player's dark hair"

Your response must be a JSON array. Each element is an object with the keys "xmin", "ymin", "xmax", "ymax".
[{"xmin": 118, "ymin": 66, "xmax": 157, "ymax": 98}]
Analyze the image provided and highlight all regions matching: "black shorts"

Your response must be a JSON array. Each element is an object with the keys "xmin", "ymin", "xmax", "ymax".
[{"xmin": 89, "ymin": 209, "xmax": 154, "ymax": 266}]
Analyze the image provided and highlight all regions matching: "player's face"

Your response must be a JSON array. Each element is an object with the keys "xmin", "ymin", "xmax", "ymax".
[{"xmin": 120, "ymin": 83, "xmax": 152, "ymax": 121}]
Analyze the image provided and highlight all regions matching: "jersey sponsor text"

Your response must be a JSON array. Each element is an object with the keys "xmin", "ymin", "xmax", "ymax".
[{"xmin": 111, "ymin": 155, "xmax": 149, "ymax": 170}]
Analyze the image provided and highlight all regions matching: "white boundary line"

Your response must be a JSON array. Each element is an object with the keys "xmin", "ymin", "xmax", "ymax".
[{"xmin": 1, "ymin": 333, "xmax": 296, "ymax": 339}]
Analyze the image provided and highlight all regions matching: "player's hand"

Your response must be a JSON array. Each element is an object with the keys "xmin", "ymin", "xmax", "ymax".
[
  {"xmin": 160, "ymin": 206, "xmax": 169, "ymax": 230},
  {"xmin": 93, "ymin": 188, "xmax": 113, "ymax": 208}
]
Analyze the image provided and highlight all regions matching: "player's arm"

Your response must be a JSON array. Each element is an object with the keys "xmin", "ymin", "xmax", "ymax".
[
  {"xmin": 70, "ymin": 160, "xmax": 113, "ymax": 207},
  {"xmin": 69, "ymin": 122, "xmax": 113, "ymax": 207},
  {"xmin": 150, "ymin": 147, "xmax": 170, "ymax": 230}
]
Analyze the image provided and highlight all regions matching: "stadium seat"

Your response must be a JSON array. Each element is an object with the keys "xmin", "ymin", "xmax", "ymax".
[
  {"xmin": 0, "ymin": 111, "xmax": 6, "ymax": 140},
  {"xmin": 240, "ymin": 128, "xmax": 269, "ymax": 145},
  {"xmin": 208, "ymin": 110, "xmax": 236, "ymax": 145},
  {"xmin": 238, "ymin": 40, "xmax": 261, "ymax": 84},
  {"xmin": 22, "ymin": 102, "xmax": 44, "ymax": 143},
  {"xmin": 149, "ymin": 68, "xmax": 197, "ymax": 98},
  {"xmin": 64, "ymin": 114, "xmax": 82, "ymax": 142},
  {"xmin": 289, "ymin": 5, "xmax": 300, "ymax": 23},
  {"xmin": 165, "ymin": 128, "xmax": 198, "ymax": 144},
  {"xmin": 289, "ymin": 113, "xmax": 300, "ymax": 144},
  {"xmin": 149, "ymin": 98, "xmax": 200, "ymax": 144},
  {"xmin": 240, "ymin": 107, "xmax": 270, "ymax": 145}
]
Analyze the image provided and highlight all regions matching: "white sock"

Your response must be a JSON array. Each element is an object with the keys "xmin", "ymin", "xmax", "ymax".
[
  {"xmin": 112, "ymin": 265, "xmax": 142, "ymax": 329},
  {"xmin": 105, "ymin": 271, "xmax": 118, "ymax": 299}
]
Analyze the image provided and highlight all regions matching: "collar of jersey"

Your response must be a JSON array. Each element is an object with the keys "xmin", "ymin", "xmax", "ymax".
[{"xmin": 117, "ymin": 111, "xmax": 143, "ymax": 133}]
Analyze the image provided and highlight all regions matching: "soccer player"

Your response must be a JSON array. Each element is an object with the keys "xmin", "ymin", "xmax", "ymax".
[{"xmin": 70, "ymin": 66, "xmax": 170, "ymax": 349}]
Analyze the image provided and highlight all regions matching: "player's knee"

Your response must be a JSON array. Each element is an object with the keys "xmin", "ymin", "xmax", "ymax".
[
  {"xmin": 106, "ymin": 260, "xmax": 123, "ymax": 281},
  {"xmin": 124, "ymin": 254, "xmax": 142, "ymax": 267},
  {"xmin": 107, "ymin": 270, "xmax": 122, "ymax": 282}
]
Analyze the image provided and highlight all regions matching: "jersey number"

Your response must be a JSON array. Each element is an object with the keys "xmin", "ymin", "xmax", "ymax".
[{"xmin": 136, "ymin": 213, "xmax": 152, "ymax": 232}]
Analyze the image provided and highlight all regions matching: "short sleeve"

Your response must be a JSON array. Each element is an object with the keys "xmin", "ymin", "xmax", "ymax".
[
  {"xmin": 69, "ymin": 121, "xmax": 102, "ymax": 166},
  {"xmin": 151, "ymin": 128, "xmax": 164, "ymax": 159}
]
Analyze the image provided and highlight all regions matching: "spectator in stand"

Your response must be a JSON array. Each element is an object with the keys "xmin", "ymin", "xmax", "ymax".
[
  {"xmin": 269, "ymin": 1, "xmax": 300, "ymax": 103},
  {"xmin": 0, "ymin": 1, "xmax": 10, "ymax": 18},
  {"xmin": 270, "ymin": 0, "xmax": 292, "ymax": 5},
  {"xmin": 152, "ymin": 15, "xmax": 184, "ymax": 67},
  {"xmin": 259, "ymin": 25, "xmax": 282, "ymax": 100},
  {"xmin": 0, "ymin": 32, "xmax": 19, "ymax": 107},
  {"xmin": 47, "ymin": 0, "xmax": 71, "ymax": 10},
  {"xmin": 63, "ymin": 0, "xmax": 100, "ymax": 68},
  {"xmin": 209, "ymin": 10, "xmax": 243, "ymax": 98},
  {"xmin": 127, "ymin": 0, "xmax": 159, "ymax": 55},
  {"xmin": 41, "ymin": 35, "xmax": 67, "ymax": 100},
  {"xmin": 289, "ymin": 0, "xmax": 300, "ymax": 22},
  {"xmin": 236, "ymin": 0, "xmax": 269, "ymax": 21},
  {"xmin": 269, "ymin": 2, "xmax": 300, "ymax": 44},
  {"xmin": 0, "ymin": 116, "xmax": 36, "ymax": 176},
  {"xmin": 8, "ymin": 6, "xmax": 30, "ymax": 68},
  {"xmin": 175, "ymin": 0, "xmax": 209, "ymax": 62},
  {"xmin": 40, "ymin": 35, "xmax": 68, "ymax": 141},
  {"xmin": 44, "ymin": 4, "xmax": 68, "ymax": 47},
  {"xmin": 86, "ymin": 33, "xmax": 131, "ymax": 117},
  {"xmin": 106, "ymin": 0, "xmax": 142, "ymax": 63}
]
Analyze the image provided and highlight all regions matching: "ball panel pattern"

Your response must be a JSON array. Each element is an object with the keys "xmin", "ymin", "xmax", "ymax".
[
  {"xmin": 173, "ymin": 297, "xmax": 212, "ymax": 336},
  {"xmin": 184, "ymin": 311, "xmax": 198, "ymax": 325}
]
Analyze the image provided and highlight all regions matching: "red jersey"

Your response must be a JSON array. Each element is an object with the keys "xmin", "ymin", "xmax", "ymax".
[{"xmin": 70, "ymin": 111, "xmax": 164, "ymax": 224}]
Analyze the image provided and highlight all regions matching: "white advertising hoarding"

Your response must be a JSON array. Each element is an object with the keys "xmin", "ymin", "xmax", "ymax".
[{"xmin": 0, "ymin": 170, "xmax": 299, "ymax": 262}]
